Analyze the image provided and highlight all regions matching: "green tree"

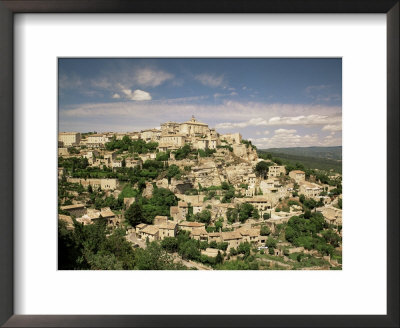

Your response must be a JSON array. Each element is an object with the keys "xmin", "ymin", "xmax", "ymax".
[
  {"xmin": 260, "ymin": 225, "xmax": 271, "ymax": 236},
  {"xmin": 194, "ymin": 209, "xmax": 212, "ymax": 225},
  {"xmin": 135, "ymin": 242, "xmax": 177, "ymax": 270},
  {"xmin": 255, "ymin": 161, "xmax": 271, "ymax": 178},
  {"xmin": 237, "ymin": 242, "xmax": 251, "ymax": 257},
  {"xmin": 166, "ymin": 164, "xmax": 181, "ymax": 182},
  {"xmin": 125, "ymin": 202, "xmax": 143, "ymax": 227},
  {"xmin": 160, "ymin": 237, "xmax": 179, "ymax": 253},
  {"xmin": 266, "ymin": 237, "xmax": 277, "ymax": 249},
  {"xmin": 263, "ymin": 212, "xmax": 270, "ymax": 220},
  {"xmin": 239, "ymin": 203, "xmax": 255, "ymax": 223}
]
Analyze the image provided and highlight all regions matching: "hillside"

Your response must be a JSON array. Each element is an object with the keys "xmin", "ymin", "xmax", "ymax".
[
  {"xmin": 258, "ymin": 146, "xmax": 342, "ymax": 173},
  {"xmin": 262, "ymin": 146, "xmax": 342, "ymax": 161}
]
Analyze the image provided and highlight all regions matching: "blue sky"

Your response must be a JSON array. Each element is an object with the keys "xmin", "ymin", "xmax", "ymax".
[{"xmin": 59, "ymin": 58, "xmax": 342, "ymax": 149}]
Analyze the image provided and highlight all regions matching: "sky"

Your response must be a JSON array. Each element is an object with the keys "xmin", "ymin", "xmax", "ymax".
[{"xmin": 59, "ymin": 58, "xmax": 342, "ymax": 149}]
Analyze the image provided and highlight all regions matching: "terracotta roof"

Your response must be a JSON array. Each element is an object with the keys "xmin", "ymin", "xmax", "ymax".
[
  {"xmin": 178, "ymin": 221, "xmax": 205, "ymax": 228},
  {"xmin": 100, "ymin": 207, "xmax": 115, "ymax": 218},
  {"xmin": 60, "ymin": 203, "xmax": 85, "ymax": 210},
  {"xmin": 291, "ymin": 170, "xmax": 305, "ymax": 174},
  {"xmin": 221, "ymin": 231, "xmax": 242, "ymax": 241},
  {"xmin": 136, "ymin": 223, "xmax": 147, "ymax": 229},
  {"xmin": 191, "ymin": 228, "xmax": 208, "ymax": 236},
  {"xmin": 141, "ymin": 225, "xmax": 159, "ymax": 235},
  {"xmin": 239, "ymin": 228, "xmax": 260, "ymax": 237},
  {"xmin": 158, "ymin": 222, "xmax": 177, "ymax": 230}
]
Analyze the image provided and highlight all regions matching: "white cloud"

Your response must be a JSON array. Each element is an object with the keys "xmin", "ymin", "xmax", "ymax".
[
  {"xmin": 195, "ymin": 74, "xmax": 225, "ymax": 88},
  {"xmin": 252, "ymin": 130, "xmax": 341, "ymax": 149},
  {"xmin": 274, "ymin": 128, "xmax": 297, "ymax": 135},
  {"xmin": 59, "ymin": 100, "xmax": 341, "ymax": 143},
  {"xmin": 322, "ymin": 124, "xmax": 342, "ymax": 132},
  {"xmin": 130, "ymin": 90, "xmax": 152, "ymax": 101},
  {"xmin": 112, "ymin": 93, "xmax": 121, "ymax": 99},
  {"xmin": 121, "ymin": 89, "xmax": 152, "ymax": 101},
  {"xmin": 134, "ymin": 68, "xmax": 173, "ymax": 87},
  {"xmin": 230, "ymin": 92, "xmax": 238, "ymax": 96},
  {"xmin": 216, "ymin": 114, "xmax": 341, "ymax": 129}
]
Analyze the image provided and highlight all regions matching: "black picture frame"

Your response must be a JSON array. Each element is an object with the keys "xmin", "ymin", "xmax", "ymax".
[{"xmin": 0, "ymin": 1, "xmax": 398, "ymax": 327}]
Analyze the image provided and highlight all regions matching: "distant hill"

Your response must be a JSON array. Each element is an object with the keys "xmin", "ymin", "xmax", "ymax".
[
  {"xmin": 258, "ymin": 146, "xmax": 342, "ymax": 173},
  {"xmin": 261, "ymin": 146, "xmax": 342, "ymax": 161}
]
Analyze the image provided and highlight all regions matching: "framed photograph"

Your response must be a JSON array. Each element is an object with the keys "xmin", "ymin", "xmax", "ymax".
[{"xmin": 0, "ymin": 1, "xmax": 398, "ymax": 327}]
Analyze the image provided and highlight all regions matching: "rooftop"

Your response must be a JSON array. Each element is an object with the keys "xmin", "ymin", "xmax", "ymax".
[{"xmin": 60, "ymin": 203, "xmax": 85, "ymax": 210}]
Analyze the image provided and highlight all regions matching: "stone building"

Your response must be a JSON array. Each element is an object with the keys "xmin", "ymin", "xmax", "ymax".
[
  {"xmin": 140, "ymin": 129, "xmax": 161, "ymax": 142},
  {"xmin": 66, "ymin": 178, "xmax": 118, "ymax": 190},
  {"xmin": 158, "ymin": 221, "xmax": 178, "ymax": 239},
  {"xmin": 178, "ymin": 221, "xmax": 205, "ymax": 232},
  {"xmin": 244, "ymin": 196, "xmax": 272, "ymax": 215},
  {"xmin": 221, "ymin": 231, "xmax": 243, "ymax": 250},
  {"xmin": 87, "ymin": 134, "xmax": 108, "ymax": 147},
  {"xmin": 268, "ymin": 165, "xmax": 286, "ymax": 177},
  {"xmin": 299, "ymin": 182, "xmax": 323, "ymax": 199},
  {"xmin": 220, "ymin": 133, "xmax": 242, "ymax": 145},
  {"xmin": 191, "ymin": 227, "xmax": 208, "ymax": 241},
  {"xmin": 58, "ymin": 132, "xmax": 81, "ymax": 147},
  {"xmin": 289, "ymin": 170, "xmax": 306, "ymax": 183},
  {"xmin": 60, "ymin": 203, "xmax": 86, "ymax": 217}
]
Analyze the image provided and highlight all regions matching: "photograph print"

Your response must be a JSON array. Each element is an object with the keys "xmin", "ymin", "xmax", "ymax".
[{"xmin": 58, "ymin": 58, "xmax": 342, "ymax": 270}]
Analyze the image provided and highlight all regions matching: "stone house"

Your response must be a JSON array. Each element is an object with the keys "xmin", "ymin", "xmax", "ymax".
[
  {"xmin": 268, "ymin": 166, "xmax": 286, "ymax": 178},
  {"xmin": 178, "ymin": 221, "xmax": 205, "ymax": 233},
  {"xmin": 238, "ymin": 228, "xmax": 260, "ymax": 244},
  {"xmin": 192, "ymin": 202, "xmax": 203, "ymax": 215},
  {"xmin": 191, "ymin": 227, "xmax": 208, "ymax": 241},
  {"xmin": 135, "ymin": 223, "xmax": 147, "ymax": 235},
  {"xmin": 58, "ymin": 148, "xmax": 69, "ymax": 156},
  {"xmin": 158, "ymin": 222, "xmax": 178, "ymax": 239},
  {"xmin": 170, "ymin": 206, "xmax": 181, "ymax": 221},
  {"xmin": 299, "ymin": 182, "xmax": 323, "ymax": 199},
  {"xmin": 207, "ymin": 232, "xmax": 222, "ymax": 243},
  {"xmin": 177, "ymin": 201, "xmax": 189, "ymax": 219},
  {"xmin": 244, "ymin": 196, "xmax": 272, "ymax": 216},
  {"xmin": 58, "ymin": 132, "xmax": 81, "ymax": 146},
  {"xmin": 289, "ymin": 170, "xmax": 306, "ymax": 183},
  {"xmin": 60, "ymin": 203, "xmax": 86, "ymax": 217},
  {"xmin": 66, "ymin": 178, "xmax": 118, "ymax": 190},
  {"xmin": 221, "ymin": 231, "xmax": 243, "ymax": 250},
  {"xmin": 137, "ymin": 224, "xmax": 160, "ymax": 242},
  {"xmin": 100, "ymin": 207, "xmax": 116, "ymax": 225},
  {"xmin": 154, "ymin": 216, "xmax": 169, "ymax": 225}
]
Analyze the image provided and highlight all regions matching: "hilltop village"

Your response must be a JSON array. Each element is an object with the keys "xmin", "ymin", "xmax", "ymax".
[{"xmin": 58, "ymin": 116, "xmax": 342, "ymax": 270}]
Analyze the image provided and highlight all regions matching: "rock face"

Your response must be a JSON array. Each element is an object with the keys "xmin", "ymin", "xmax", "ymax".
[
  {"xmin": 233, "ymin": 144, "xmax": 258, "ymax": 161},
  {"xmin": 190, "ymin": 161, "xmax": 222, "ymax": 188},
  {"xmin": 225, "ymin": 164, "xmax": 253, "ymax": 185},
  {"xmin": 156, "ymin": 178, "xmax": 169, "ymax": 189},
  {"xmin": 169, "ymin": 178, "xmax": 193, "ymax": 194},
  {"xmin": 142, "ymin": 182, "xmax": 154, "ymax": 199}
]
